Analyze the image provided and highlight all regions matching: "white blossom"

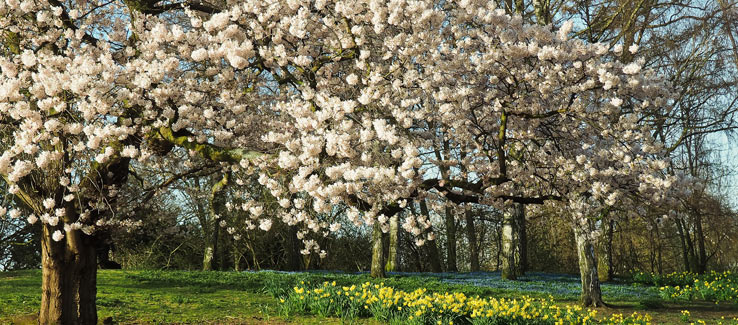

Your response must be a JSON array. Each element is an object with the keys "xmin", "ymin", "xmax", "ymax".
[{"xmin": 52, "ymin": 230, "xmax": 64, "ymax": 242}]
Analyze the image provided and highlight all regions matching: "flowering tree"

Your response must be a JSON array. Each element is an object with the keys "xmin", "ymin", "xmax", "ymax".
[{"xmin": 0, "ymin": 0, "xmax": 677, "ymax": 321}]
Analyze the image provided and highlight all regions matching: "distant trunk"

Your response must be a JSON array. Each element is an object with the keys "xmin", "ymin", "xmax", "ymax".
[
  {"xmin": 419, "ymin": 200, "xmax": 443, "ymax": 273},
  {"xmin": 203, "ymin": 174, "xmax": 228, "ymax": 271},
  {"xmin": 597, "ymin": 219, "xmax": 615, "ymax": 282},
  {"xmin": 694, "ymin": 213, "xmax": 707, "ymax": 273},
  {"xmin": 675, "ymin": 218, "xmax": 691, "ymax": 272},
  {"xmin": 233, "ymin": 241, "xmax": 242, "ymax": 272},
  {"xmin": 410, "ymin": 240, "xmax": 423, "ymax": 272},
  {"xmin": 501, "ymin": 204, "xmax": 523, "ymax": 280},
  {"xmin": 607, "ymin": 219, "xmax": 615, "ymax": 279},
  {"xmin": 202, "ymin": 229, "xmax": 218, "ymax": 271},
  {"xmin": 495, "ymin": 216, "xmax": 503, "ymax": 271},
  {"xmin": 385, "ymin": 214, "xmax": 399, "ymax": 272},
  {"xmin": 40, "ymin": 225, "xmax": 98, "ymax": 324},
  {"xmin": 656, "ymin": 222, "xmax": 664, "ymax": 275},
  {"xmin": 283, "ymin": 226, "xmax": 302, "ymax": 271},
  {"xmin": 371, "ymin": 222, "xmax": 386, "ymax": 278},
  {"xmin": 574, "ymin": 219, "xmax": 606, "ymax": 307},
  {"xmin": 426, "ymin": 235, "xmax": 444, "ymax": 273},
  {"xmin": 518, "ymin": 204, "xmax": 527, "ymax": 273},
  {"xmin": 682, "ymin": 218, "xmax": 698, "ymax": 272},
  {"xmin": 648, "ymin": 221, "xmax": 657, "ymax": 273},
  {"xmin": 465, "ymin": 206, "xmax": 480, "ymax": 272},
  {"xmin": 445, "ymin": 206, "xmax": 458, "ymax": 272}
]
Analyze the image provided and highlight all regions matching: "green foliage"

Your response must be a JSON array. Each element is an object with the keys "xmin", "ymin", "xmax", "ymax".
[{"xmin": 631, "ymin": 271, "xmax": 738, "ymax": 303}]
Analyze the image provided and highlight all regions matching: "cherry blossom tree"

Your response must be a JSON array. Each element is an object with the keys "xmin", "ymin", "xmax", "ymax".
[{"xmin": 0, "ymin": 0, "xmax": 678, "ymax": 321}]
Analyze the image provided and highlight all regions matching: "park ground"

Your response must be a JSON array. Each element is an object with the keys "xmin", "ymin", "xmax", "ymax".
[{"xmin": 1, "ymin": 270, "xmax": 737, "ymax": 324}]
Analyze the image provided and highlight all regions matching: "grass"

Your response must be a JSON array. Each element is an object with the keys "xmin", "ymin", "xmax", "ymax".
[{"xmin": 1, "ymin": 270, "xmax": 737, "ymax": 324}]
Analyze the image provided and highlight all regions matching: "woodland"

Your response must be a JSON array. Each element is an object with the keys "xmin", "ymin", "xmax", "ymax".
[{"xmin": 0, "ymin": 0, "xmax": 737, "ymax": 324}]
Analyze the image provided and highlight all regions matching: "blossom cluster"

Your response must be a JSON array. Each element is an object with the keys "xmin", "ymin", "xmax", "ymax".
[{"xmin": 0, "ymin": 0, "xmax": 677, "ymax": 250}]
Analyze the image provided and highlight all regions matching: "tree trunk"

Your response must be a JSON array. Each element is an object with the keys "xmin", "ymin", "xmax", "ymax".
[
  {"xmin": 445, "ymin": 206, "xmax": 458, "ymax": 272},
  {"xmin": 233, "ymin": 248, "xmax": 242, "ymax": 272},
  {"xmin": 283, "ymin": 226, "xmax": 302, "ymax": 271},
  {"xmin": 605, "ymin": 219, "xmax": 615, "ymax": 281},
  {"xmin": 371, "ymin": 222, "xmax": 385, "ymax": 278},
  {"xmin": 40, "ymin": 225, "xmax": 98, "ymax": 324},
  {"xmin": 501, "ymin": 204, "xmax": 523, "ymax": 280},
  {"xmin": 675, "ymin": 218, "xmax": 691, "ymax": 272},
  {"xmin": 419, "ymin": 199, "xmax": 443, "ymax": 273},
  {"xmin": 518, "ymin": 204, "xmax": 527, "ymax": 273},
  {"xmin": 465, "ymin": 205, "xmax": 480, "ymax": 272},
  {"xmin": 385, "ymin": 214, "xmax": 399, "ymax": 272},
  {"xmin": 203, "ymin": 174, "xmax": 227, "ymax": 271},
  {"xmin": 574, "ymin": 219, "xmax": 606, "ymax": 307},
  {"xmin": 202, "ymin": 216, "xmax": 219, "ymax": 271},
  {"xmin": 694, "ymin": 213, "xmax": 707, "ymax": 273},
  {"xmin": 495, "ymin": 217, "xmax": 502, "ymax": 271},
  {"xmin": 203, "ymin": 240, "xmax": 216, "ymax": 271},
  {"xmin": 682, "ymin": 218, "xmax": 698, "ymax": 272}
]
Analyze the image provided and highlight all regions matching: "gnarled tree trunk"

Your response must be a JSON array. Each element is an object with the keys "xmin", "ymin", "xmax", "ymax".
[
  {"xmin": 40, "ymin": 225, "xmax": 98, "ymax": 324},
  {"xmin": 574, "ymin": 219, "xmax": 606, "ymax": 307}
]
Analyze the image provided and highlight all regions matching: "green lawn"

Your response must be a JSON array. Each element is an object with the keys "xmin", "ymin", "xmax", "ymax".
[
  {"xmin": 1, "ymin": 270, "xmax": 736, "ymax": 324},
  {"xmin": 0, "ymin": 270, "xmax": 357, "ymax": 324}
]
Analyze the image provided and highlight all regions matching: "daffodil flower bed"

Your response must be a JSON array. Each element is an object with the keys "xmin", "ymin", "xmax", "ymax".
[
  {"xmin": 654, "ymin": 271, "xmax": 738, "ymax": 303},
  {"xmin": 633, "ymin": 271, "xmax": 737, "ymax": 287},
  {"xmin": 278, "ymin": 281, "xmax": 653, "ymax": 324}
]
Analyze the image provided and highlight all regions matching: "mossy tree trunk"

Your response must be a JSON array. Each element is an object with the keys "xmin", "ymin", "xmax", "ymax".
[
  {"xmin": 203, "ymin": 174, "xmax": 228, "ymax": 271},
  {"xmin": 371, "ymin": 222, "xmax": 385, "ymax": 278},
  {"xmin": 385, "ymin": 214, "xmax": 399, "ymax": 272}
]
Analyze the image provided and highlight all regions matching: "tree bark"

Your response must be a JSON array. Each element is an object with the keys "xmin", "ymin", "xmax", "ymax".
[
  {"xmin": 202, "ymin": 240, "xmax": 217, "ymax": 271},
  {"xmin": 233, "ymin": 242, "xmax": 242, "ymax": 272},
  {"xmin": 385, "ymin": 214, "xmax": 399, "ymax": 272},
  {"xmin": 40, "ymin": 225, "xmax": 98, "ymax": 324},
  {"xmin": 574, "ymin": 219, "xmax": 606, "ymax": 307},
  {"xmin": 501, "ymin": 204, "xmax": 523, "ymax": 280},
  {"xmin": 675, "ymin": 218, "xmax": 691, "ymax": 272},
  {"xmin": 518, "ymin": 204, "xmax": 527, "ymax": 273},
  {"xmin": 495, "ymin": 217, "xmax": 503, "ymax": 271},
  {"xmin": 283, "ymin": 226, "xmax": 302, "ymax": 271},
  {"xmin": 603, "ymin": 219, "xmax": 615, "ymax": 281},
  {"xmin": 419, "ymin": 199, "xmax": 443, "ymax": 273},
  {"xmin": 371, "ymin": 222, "xmax": 385, "ymax": 278},
  {"xmin": 445, "ymin": 206, "xmax": 458, "ymax": 272},
  {"xmin": 465, "ymin": 205, "xmax": 480, "ymax": 272},
  {"xmin": 203, "ymin": 174, "xmax": 227, "ymax": 271},
  {"xmin": 694, "ymin": 213, "xmax": 707, "ymax": 273}
]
